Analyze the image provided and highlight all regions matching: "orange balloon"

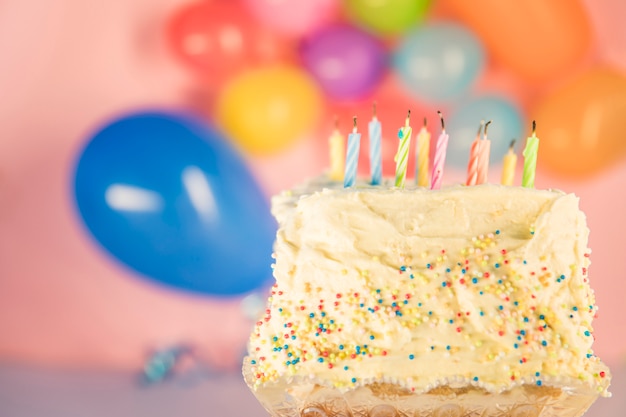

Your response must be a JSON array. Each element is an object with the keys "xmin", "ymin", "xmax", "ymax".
[
  {"xmin": 529, "ymin": 67, "xmax": 626, "ymax": 178},
  {"xmin": 442, "ymin": 0, "xmax": 592, "ymax": 82}
]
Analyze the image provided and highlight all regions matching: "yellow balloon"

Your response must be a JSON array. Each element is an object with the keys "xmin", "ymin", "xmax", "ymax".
[
  {"xmin": 530, "ymin": 67, "xmax": 626, "ymax": 178},
  {"xmin": 216, "ymin": 65, "xmax": 323, "ymax": 155}
]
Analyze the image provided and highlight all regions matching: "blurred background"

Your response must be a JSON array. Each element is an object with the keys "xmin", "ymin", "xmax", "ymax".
[{"xmin": 0, "ymin": 0, "xmax": 625, "ymax": 415}]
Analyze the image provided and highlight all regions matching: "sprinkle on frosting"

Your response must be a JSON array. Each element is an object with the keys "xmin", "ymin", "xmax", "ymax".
[{"xmin": 246, "ymin": 179, "xmax": 611, "ymax": 397}]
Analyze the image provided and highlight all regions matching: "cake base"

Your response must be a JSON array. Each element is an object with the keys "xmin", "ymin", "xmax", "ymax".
[{"xmin": 244, "ymin": 360, "xmax": 600, "ymax": 417}]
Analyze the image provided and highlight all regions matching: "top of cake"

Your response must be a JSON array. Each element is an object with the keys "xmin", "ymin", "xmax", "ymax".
[{"xmin": 246, "ymin": 175, "xmax": 611, "ymax": 397}]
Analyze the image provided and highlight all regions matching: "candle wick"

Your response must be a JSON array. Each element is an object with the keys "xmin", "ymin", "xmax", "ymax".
[
  {"xmin": 437, "ymin": 111, "xmax": 445, "ymax": 131},
  {"xmin": 353, "ymin": 116, "xmax": 357, "ymax": 133},
  {"xmin": 532, "ymin": 120, "xmax": 537, "ymax": 136},
  {"xmin": 405, "ymin": 109, "xmax": 411, "ymax": 127},
  {"xmin": 483, "ymin": 120, "xmax": 492, "ymax": 139},
  {"xmin": 509, "ymin": 139, "xmax": 516, "ymax": 151},
  {"xmin": 477, "ymin": 120, "xmax": 484, "ymax": 137},
  {"xmin": 373, "ymin": 101, "xmax": 377, "ymax": 118},
  {"xmin": 423, "ymin": 117, "xmax": 427, "ymax": 128},
  {"xmin": 333, "ymin": 115, "xmax": 339, "ymax": 130}
]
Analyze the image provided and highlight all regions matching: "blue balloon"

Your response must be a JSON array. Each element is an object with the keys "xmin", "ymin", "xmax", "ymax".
[
  {"xmin": 393, "ymin": 23, "xmax": 484, "ymax": 102},
  {"xmin": 446, "ymin": 96, "xmax": 524, "ymax": 170},
  {"xmin": 74, "ymin": 112, "xmax": 276, "ymax": 296}
]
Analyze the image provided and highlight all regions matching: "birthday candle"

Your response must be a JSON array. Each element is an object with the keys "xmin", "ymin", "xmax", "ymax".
[
  {"xmin": 369, "ymin": 102, "xmax": 382, "ymax": 185},
  {"xmin": 476, "ymin": 120, "xmax": 492, "ymax": 184},
  {"xmin": 522, "ymin": 120, "xmax": 539, "ymax": 188},
  {"xmin": 430, "ymin": 111, "xmax": 449, "ymax": 190},
  {"xmin": 328, "ymin": 117, "xmax": 345, "ymax": 181},
  {"xmin": 344, "ymin": 116, "xmax": 361, "ymax": 188},
  {"xmin": 501, "ymin": 140, "xmax": 517, "ymax": 186},
  {"xmin": 466, "ymin": 121, "xmax": 484, "ymax": 186},
  {"xmin": 415, "ymin": 117, "xmax": 430, "ymax": 187},
  {"xmin": 429, "ymin": 130, "xmax": 437, "ymax": 184},
  {"xmin": 394, "ymin": 110, "xmax": 412, "ymax": 188}
]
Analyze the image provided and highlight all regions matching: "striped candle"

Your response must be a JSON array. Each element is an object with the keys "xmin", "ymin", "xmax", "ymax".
[
  {"xmin": 344, "ymin": 117, "xmax": 361, "ymax": 188},
  {"xmin": 415, "ymin": 117, "xmax": 430, "ymax": 187},
  {"xmin": 522, "ymin": 121, "xmax": 539, "ymax": 188},
  {"xmin": 430, "ymin": 111, "xmax": 449, "ymax": 190},
  {"xmin": 369, "ymin": 103, "xmax": 382, "ymax": 185},
  {"xmin": 394, "ymin": 111, "xmax": 412, "ymax": 188},
  {"xmin": 476, "ymin": 120, "xmax": 492, "ymax": 184},
  {"xmin": 501, "ymin": 140, "xmax": 517, "ymax": 186},
  {"xmin": 466, "ymin": 121, "xmax": 483, "ymax": 186},
  {"xmin": 328, "ymin": 117, "xmax": 345, "ymax": 181},
  {"xmin": 429, "ymin": 131, "xmax": 437, "ymax": 184}
]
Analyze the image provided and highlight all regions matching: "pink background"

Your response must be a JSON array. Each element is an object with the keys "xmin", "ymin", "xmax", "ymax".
[{"xmin": 0, "ymin": 0, "xmax": 625, "ymax": 377}]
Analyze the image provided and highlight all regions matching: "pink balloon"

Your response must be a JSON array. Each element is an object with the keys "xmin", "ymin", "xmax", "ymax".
[
  {"xmin": 0, "ymin": 0, "xmax": 254, "ymax": 371},
  {"xmin": 243, "ymin": 0, "xmax": 339, "ymax": 37},
  {"xmin": 0, "ymin": 129, "xmax": 254, "ymax": 371},
  {"xmin": 582, "ymin": 0, "xmax": 626, "ymax": 70}
]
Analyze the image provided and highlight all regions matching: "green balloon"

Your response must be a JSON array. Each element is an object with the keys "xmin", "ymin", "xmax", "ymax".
[{"xmin": 344, "ymin": 0, "xmax": 431, "ymax": 35}]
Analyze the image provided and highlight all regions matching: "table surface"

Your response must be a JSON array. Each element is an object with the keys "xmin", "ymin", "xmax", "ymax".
[{"xmin": 0, "ymin": 362, "xmax": 623, "ymax": 417}]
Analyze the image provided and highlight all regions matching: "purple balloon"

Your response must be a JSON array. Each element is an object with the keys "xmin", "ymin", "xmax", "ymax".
[{"xmin": 300, "ymin": 25, "xmax": 387, "ymax": 99}]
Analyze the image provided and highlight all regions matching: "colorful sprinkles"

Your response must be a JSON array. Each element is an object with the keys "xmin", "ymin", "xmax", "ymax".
[{"xmin": 249, "ymin": 226, "xmax": 603, "ymax": 392}]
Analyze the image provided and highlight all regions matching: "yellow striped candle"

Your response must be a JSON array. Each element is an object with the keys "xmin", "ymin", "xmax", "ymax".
[
  {"xmin": 501, "ymin": 140, "xmax": 517, "ymax": 186},
  {"xmin": 430, "ymin": 111, "xmax": 449, "ymax": 190},
  {"xmin": 522, "ymin": 121, "xmax": 539, "ymax": 188},
  {"xmin": 476, "ymin": 120, "xmax": 492, "ymax": 184},
  {"xmin": 394, "ymin": 111, "xmax": 412, "ymax": 188},
  {"xmin": 415, "ymin": 117, "xmax": 430, "ymax": 187},
  {"xmin": 328, "ymin": 117, "xmax": 345, "ymax": 181}
]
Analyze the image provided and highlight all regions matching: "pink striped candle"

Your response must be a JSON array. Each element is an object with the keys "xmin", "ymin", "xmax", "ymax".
[
  {"xmin": 476, "ymin": 120, "xmax": 492, "ymax": 184},
  {"xmin": 430, "ymin": 111, "xmax": 449, "ymax": 190}
]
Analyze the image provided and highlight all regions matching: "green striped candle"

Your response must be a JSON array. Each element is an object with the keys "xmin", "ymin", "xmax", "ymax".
[
  {"xmin": 394, "ymin": 111, "xmax": 412, "ymax": 188},
  {"xmin": 522, "ymin": 121, "xmax": 539, "ymax": 188}
]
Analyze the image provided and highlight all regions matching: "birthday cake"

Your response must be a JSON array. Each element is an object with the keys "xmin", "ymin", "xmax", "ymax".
[{"xmin": 243, "ymin": 175, "xmax": 610, "ymax": 417}]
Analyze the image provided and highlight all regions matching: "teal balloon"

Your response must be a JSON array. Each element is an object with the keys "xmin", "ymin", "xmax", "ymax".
[
  {"xmin": 446, "ymin": 96, "xmax": 524, "ymax": 170},
  {"xmin": 393, "ymin": 23, "xmax": 484, "ymax": 102}
]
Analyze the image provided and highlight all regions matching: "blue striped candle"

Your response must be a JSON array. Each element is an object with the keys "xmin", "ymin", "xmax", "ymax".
[
  {"xmin": 344, "ymin": 117, "xmax": 361, "ymax": 188},
  {"xmin": 369, "ymin": 104, "xmax": 382, "ymax": 185}
]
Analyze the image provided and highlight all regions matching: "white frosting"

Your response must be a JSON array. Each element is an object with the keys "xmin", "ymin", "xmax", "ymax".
[{"xmin": 246, "ymin": 177, "xmax": 611, "ymax": 397}]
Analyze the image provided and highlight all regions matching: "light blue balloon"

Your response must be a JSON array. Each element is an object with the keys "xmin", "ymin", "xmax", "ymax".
[
  {"xmin": 446, "ymin": 96, "xmax": 524, "ymax": 170},
  {"xmin": 393, "ymin": 23, "xmax": 484, "ymax": 103}
]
